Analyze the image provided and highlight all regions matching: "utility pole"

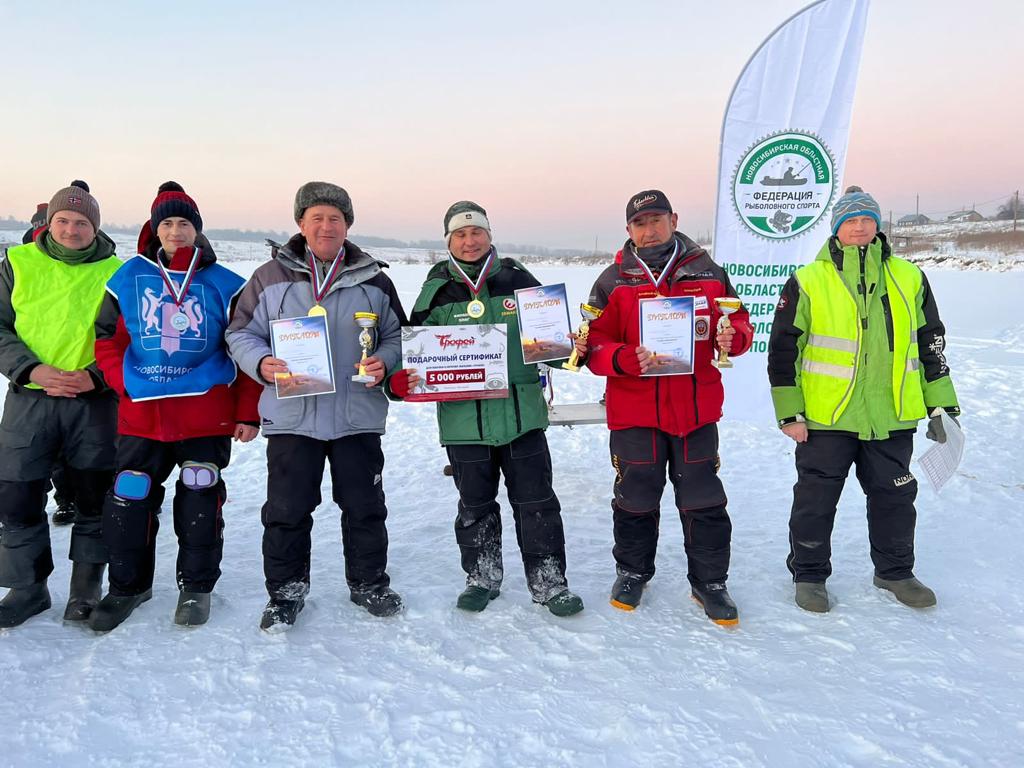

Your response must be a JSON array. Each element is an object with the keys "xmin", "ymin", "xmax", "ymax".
[
  {"xmin": 888, "ymin": 210, "xmax": 893, "ymax": 233},
  {"xmin": 1015, "ymin": 190, "xmax": 1019, "ymax": 233},
  {"xmin": 916, "ymin": 194, "xmax": 919, "ymax": 219}
]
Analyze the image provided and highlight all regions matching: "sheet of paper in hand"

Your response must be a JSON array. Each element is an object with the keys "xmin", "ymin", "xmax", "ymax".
[
  {"xmin": 401, "ymin": 324, "xmax": 509, "ymax": 402},
  {"xmin": 514, "ymin": 283, "xmax": 574, "ymax": 365},
  {"xmin": 270, "ymin": 315, "xmax": 336, "ymax": 399},
  {"xmin": 639, "ymin": 296, "xmax": 695, "ymax": 376}
]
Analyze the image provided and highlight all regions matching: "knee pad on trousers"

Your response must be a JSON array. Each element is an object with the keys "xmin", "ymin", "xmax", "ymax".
[
  {"xmin": 180, "ymin": 461, "xmax": 220, "ymax": 491},
  {"xmin": 0, "ymin": 479, "xmax": 50, "ymax": 529},
  {"xmin": 113, "ymin": 470, "xmax": 152, "ymax": 501}
]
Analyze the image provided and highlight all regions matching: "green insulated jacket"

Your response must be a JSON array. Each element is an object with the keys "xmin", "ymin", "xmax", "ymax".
[
  {"xmin": 400, "ymin": 253, "xmax": 560, "ymax": 446},
  {"xmin": 767, "ymin": 233, "xmax": 959, "ymax": 440}
]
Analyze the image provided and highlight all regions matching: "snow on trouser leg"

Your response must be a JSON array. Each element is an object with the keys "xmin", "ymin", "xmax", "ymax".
[
  {"xmin": 102, "ymin": 472, "xmax": 161, "ymax": 596},
  {"xmin": 64, "ymin": 467, "xmax": 115, "ymax": 565},
  {"xmin": 500, "ymin": 431, "xmax": 568, "ymax": 602},
  {"xmin": 174, "ymin": 461, "xmax": 226, "ymax": 593},
  {"xmin": 447, "ymin": 441, "xmax": 504, "ymax": 591},
  {"xmin": 454, "ymin": 511, "xmax": 504, "ymax": 591},
  {"xmin": 0, "ymin": 479, "xmax": 54, "ymax": 588}
]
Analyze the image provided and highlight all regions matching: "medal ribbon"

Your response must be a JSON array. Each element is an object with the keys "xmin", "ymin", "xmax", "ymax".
[
  {"xmin": 308, "ymin": 246, "xmax": 345, "ymax": 305},
  {"xmin": 448, "ymin": 248, "xmax": 495, "ymax": 299},
  {"xmin": 155, "ymin": 247, "xmax": 201, "ymax": 307},
  {"xmin": 632, "ymin": 240, "xmax": 680, "ymax": 293}
]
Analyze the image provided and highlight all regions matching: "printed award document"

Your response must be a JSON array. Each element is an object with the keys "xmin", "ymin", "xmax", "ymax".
[
  {"xmin": 270, "ymin": 315, "xmax": 335, "ymax": 398},
  {"xmin": 917, "ymin": 412, "xmax": 965, "ymax": 493},
  {"xmin": 401, "ymin": 324, "xmax": 509, "ymax": 402},
  {"xmin": 514, "ymin": 283, "xmax": 574, "ymax": 365},
  {"xmin": 638, "ymin": 296, "xmax": 695, "ymax": 376}
]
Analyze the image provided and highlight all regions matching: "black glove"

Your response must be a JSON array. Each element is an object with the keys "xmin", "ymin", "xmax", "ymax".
[{"xmin": 925, "ymin": 409, "xmax": 960, "ymax": 444}]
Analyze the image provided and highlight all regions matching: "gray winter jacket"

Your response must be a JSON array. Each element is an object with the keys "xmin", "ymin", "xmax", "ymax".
[{"xmin": 226, "ymin": 235, "xmax": 407, "ymax": 440}]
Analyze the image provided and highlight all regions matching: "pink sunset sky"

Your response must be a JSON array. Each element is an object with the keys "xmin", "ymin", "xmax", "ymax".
[{"xmin": 0, "ymin": 1, "xmax": 1017, "ymax": 250}]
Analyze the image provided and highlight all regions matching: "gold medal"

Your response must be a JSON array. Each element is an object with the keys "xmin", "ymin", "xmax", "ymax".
[
  {"xmin": 467, "ymin": 299, "xmax": 486, "ymax": 319},
  {"xmin": 307, "ymin": 304, "xmax": 327, "ymax": 318}
]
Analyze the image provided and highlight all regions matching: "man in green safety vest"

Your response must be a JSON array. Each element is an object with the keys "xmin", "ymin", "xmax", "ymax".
[
  {"xmin": 0, "ymin": 181, "xmax": 122, "ymax": 628},
  {"xmin": 768, "ymin": 185, "xmax": 959, "ymax": 613}
]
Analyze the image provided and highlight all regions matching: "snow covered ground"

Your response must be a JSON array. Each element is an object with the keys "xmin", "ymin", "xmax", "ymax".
[{"xmin": 0, "ymin": 249, "xmax": 1022, "ymax": 767}]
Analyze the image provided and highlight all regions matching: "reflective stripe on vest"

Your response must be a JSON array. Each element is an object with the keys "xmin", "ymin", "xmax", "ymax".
[
  {"xmin": 7, "ymin": 242, "xmax": 122, "ymax": 388},
  {"xmin": 794, "ymin": 264, "xmax": 860, "ymax": 425},
  {"xmin": 884, "ymin": 258, "xmax": 927, "ymax": 421}
]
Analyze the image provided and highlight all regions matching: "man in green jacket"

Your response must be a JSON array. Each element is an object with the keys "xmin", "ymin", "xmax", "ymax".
[
  {"xmin": 0, "ymin": 181, "xmax": 121, "ymax": 628},
  {"xmin": 387, "ymin": 201, "xmax": 584, "ymax": 616},
  {"xmin": 768, "ymin": 186, "xmax": 959, "ymax": 613}
]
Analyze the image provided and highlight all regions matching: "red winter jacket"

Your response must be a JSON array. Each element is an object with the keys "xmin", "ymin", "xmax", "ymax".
[
  {"xmin": 94, "ymin": 232, "xmax": 261, "ymax": 442},
  {"xmin": 585, "ymin": 234, "xmax": 752, "ymax": 437}
]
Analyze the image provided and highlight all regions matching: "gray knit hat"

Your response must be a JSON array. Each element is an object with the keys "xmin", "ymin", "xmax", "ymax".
[
  {"xmin": 443, "ymin": 200, "xmax": 491, "ymax": 243},
  {"xmin": 48, "ymin": 180, "xmax": 100, "ymax": 232},
  {"xmin": 294, "ymin": 181, "xmax": 354, "ymax": 226},
  {"xmin": 830, "ymin": 185, "xmax": 881, "ymax": 234}
]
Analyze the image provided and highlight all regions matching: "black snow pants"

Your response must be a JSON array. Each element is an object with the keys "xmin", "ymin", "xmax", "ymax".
[
  {"xmin": 445, "ymin": 429, "xmax": 569, "ymax": 603},
  {"xmin": 0, "ymin": 388, "xmax": 116, "ymax": 588},
  {"xmin": 788, "ymin": 430, "xmax": 918, "ymax": 583},
  {"xmin": 103, "ymin": 435, "xmax": 230, "ymax": 596},
  {"xmin": 261, "ymin": 433, "xmax": 392, "ymax": 599},
  {"xmin": 609, "ymin": 424, "xmax": 731, "ymax": 587}
]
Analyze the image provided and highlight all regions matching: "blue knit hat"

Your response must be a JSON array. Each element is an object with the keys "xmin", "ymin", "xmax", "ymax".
[{"xmin": 830, "ymin": 185, "xmax": 881, "ymax": 234}]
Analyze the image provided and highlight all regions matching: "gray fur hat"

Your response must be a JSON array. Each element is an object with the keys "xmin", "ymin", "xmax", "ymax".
[{"xmin": 294, "ymin": 181, "xmax": 354, "ymax": 226}]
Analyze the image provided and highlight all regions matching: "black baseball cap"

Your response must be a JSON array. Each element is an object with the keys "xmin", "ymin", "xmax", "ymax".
[{"xmin": 626, "ymin": 190, "xmax": 673, "ymax": 224}]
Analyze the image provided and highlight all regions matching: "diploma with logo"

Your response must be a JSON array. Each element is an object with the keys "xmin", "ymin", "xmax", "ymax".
[
  {"xmin": 269, "ymin": 315, "xmax": 336, "ymax": 398},
  {"xmin": 639, "ymin": 296, "xmax": 695, "ymax": 376},
  {"xmin": 514, "ymin": 283, "xmax": 574, "ymax": 365},
  {"xmin": 401, "ymin": 324, "xmax": 509, "ymax": 402}
]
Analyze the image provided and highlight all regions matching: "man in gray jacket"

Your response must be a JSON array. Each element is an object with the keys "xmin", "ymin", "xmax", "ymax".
[{"xmin": 226, "ymin": 182, "xmax": 407, "ymax": 631}]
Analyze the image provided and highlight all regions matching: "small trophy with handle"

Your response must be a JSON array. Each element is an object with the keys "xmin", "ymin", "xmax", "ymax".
[
  {"xmin": 563, "ymin": 303, "xmax": 603, "ymax": 372},
  {"xmin": 713, "ymin": 297, "xmax": 742, "ymax": 369},
  {"xmin": 351, "ymin": 311, "xmax": 379, "ymax": 383}
]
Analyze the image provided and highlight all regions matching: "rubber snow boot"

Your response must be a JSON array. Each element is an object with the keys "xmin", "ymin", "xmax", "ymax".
[
  {"xmin": 456, "ymin": 585, "xmax": 499, "ymax": 612},
  {"xmin": 52, "ymin": 500, "xmax": 78, "ymax": 526},
  {"xmin": 0, "ymin": 582, "xmax": 52, "ymax": 628},
  {"xmin": 174, "ymin": 591, "xmax": 211, "ymax": 627},
  {"xmin": 63, "ymin": 562, "xmax": 105, "ymax": 622},
  {"xmin": 87, "ymin": 590, "xmax": 152, "ymax": 632},
  {"xmin": 259, "ymin": 597, "xmax": 304, "ymax": 633},
  {"xmin": 873, "ymin": 575, "xmax": 936, "ymax": 608},
  {"xmin": 544, "ymin": 589, "xmax": 584, "ymax": 617},
  {"xmin": 610, "ymin": 572, "xmax": 646, "ymax": 611},
  {"xmin": 691, "ymin": 582, "xmax": 739, "ymax": 626},
  {"xmin": 350, "ymin": 586, "xmax": 403, "ymax": 617},
  {"xmin": 795, "ymin": 582, "xmax": 830, "ymax": 613}
]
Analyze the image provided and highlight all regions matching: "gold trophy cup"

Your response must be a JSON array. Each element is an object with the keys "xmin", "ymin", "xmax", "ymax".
[
  {"xmin": 351, "ymin": 311, "xmax": 379, "ymax": 383},
  {"xmin": 713, "ymin": 297, "xmax": 743, "ymax": 369},
  {"xmin": 563, "ymin": 303, "xmax": 603, "ymax": 373}
]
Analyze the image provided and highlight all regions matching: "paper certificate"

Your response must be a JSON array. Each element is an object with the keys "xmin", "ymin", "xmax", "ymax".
[
  {"xmin": 514, "ymin": 283, "xmax": 574, "ymax": 365},
  {"xmin": 270, "ymin": 315, "xmax": 336, "ymax": 398},
  {"xmin": 401, "ymin": 324, "xmax": 509, "ymax": 402},
  {"xmin": 638, "ymin": 296, "xmax": 695, "ymax": 376}
]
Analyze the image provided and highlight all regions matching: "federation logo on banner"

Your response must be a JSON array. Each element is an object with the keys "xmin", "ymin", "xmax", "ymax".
[{"xmin": 732, "ymin": 130, "xmax": 836, "ymax": 240}]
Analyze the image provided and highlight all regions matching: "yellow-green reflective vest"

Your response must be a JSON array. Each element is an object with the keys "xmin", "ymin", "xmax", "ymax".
[
  {"xmin": 7, "ymin": 242, "xmax": 122, "ymax": 388},
  {"xmin": 795, "ymin": 255, "xmax": 926, "ymax": 425}
]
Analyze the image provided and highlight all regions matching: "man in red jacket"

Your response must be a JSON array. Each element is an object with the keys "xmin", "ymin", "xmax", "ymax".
[{"xmin": 585, "ymin": 190, "xmax": 752, "ymax": 625}]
